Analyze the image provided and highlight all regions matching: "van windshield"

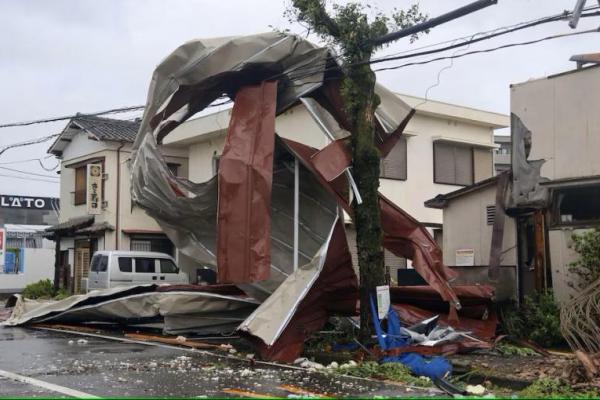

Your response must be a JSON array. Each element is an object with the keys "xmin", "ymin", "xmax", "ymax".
[{"xmin": 90, "ymin": 255, "xmax": 108, "ymax": 272}]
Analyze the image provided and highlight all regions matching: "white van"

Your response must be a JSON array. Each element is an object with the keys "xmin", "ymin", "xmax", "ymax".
[{"xmin": 86, "ymin": 251, "xmax": 189, "ymax": 292}]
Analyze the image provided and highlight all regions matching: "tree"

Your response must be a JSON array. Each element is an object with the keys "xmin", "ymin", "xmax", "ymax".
[{"xmin": 287, "ymin": 1, "xmax": 427, "ymax": 338}]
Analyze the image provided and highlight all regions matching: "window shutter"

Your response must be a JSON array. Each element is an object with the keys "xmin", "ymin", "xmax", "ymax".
[
  {"xmin": 380, "ymin": 137, "xmax": 407, "ymax": 180},
  {"xmin": 454, "ymin": 145, "xmax": 473, "ymax": 186},
  {"xmin": 434, "ymin": 142, "xmax": 456, "ymax": 184},
  {"xmin": 74, "ymin": 167, "xmax": 87, "ymax": 205}
]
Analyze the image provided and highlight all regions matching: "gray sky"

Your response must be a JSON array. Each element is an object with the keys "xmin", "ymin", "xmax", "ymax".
[{"xmin": 0, "ymin": 0, "xmax": 598, "ymax": 197}]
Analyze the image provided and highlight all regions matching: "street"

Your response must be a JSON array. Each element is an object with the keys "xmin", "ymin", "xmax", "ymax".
[{"xmin": 0, "ymin": 326, "xmax": 438, "ymax": 398}]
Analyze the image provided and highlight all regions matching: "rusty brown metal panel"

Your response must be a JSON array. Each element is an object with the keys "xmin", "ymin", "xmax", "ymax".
[
  {"xmin": 246, "ymin": 220, "xmax": 358, "ymax": 362},
  {"xmin": 533, "ymin": 210, "xmax": 546, "ymax": 292},
  {"xmin": 310, "ymin": 138, "xmax": 351, "ymax": 181},
  {"xmin": 281, "ymin": 138, "xmax": 461, "ymax": 310},
  {"xmin": 217, "ymin": 81, "xmax": 277, "ymax": 283}
]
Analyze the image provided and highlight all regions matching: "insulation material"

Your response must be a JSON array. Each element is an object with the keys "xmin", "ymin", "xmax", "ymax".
[{"xmin": 217, "ymin": 81, "xmax": 277, "ymax": 283}]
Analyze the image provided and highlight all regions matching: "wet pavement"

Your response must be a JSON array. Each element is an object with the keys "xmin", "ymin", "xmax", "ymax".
[{"xmin": 0, "ymin": 325, "xmax": 439, "ymax": 397}]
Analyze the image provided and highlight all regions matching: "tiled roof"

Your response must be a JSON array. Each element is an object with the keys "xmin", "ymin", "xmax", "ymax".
[{"xmin": 71, "ymin": 115, "xmax": 141, "ymax": 142}]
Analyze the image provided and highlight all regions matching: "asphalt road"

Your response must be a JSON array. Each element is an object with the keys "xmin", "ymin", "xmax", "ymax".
[{"xmin": 0, "ymin": 325, "xmax": 439, "ymax": 398}]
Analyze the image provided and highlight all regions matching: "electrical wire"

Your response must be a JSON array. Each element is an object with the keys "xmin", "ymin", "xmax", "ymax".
[
  {"xmin": 0, "ymin": 165, "xmax": 59, "ymax": 179},
  {"xmin": 0, "ymin": 155, "xmax": 54, "ymax": 165},
  {"xmin": 0, "ymin": 173, "xmax": 59, "ymax": 184},
  {"xmin": 0, "ymin": 134, "xmax": 59, "ymax": 156}
]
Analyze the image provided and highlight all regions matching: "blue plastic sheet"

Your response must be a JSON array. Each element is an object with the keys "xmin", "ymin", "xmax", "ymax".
[{"xmin": 369, "ymin": 295, "xmax": 452, "ymax": 380}]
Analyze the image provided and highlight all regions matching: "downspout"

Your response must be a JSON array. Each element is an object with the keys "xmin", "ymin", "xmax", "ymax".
[{"xmin": 115, "ymin": 142, "xmax": 125, "ymax": 250}]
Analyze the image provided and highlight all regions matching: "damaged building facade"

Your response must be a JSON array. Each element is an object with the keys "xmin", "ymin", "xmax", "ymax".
[{"xmin": 426, "ymin": 62, "xmax": 600, "ymax": 304}]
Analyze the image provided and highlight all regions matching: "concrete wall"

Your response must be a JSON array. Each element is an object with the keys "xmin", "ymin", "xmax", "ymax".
[
  {"xmin": 511, "ymin": 66, "xmax": 600, "ymax": 181},
  {"xmin": 0, "ymin": 248, "xmax": 55, "ymax": 293},
  {"xmin": 442, "ymin": 184, "xmax": 517, "ymax": 267}
]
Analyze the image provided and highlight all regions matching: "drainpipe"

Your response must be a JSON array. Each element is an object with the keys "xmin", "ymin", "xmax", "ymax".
[{"xmin": 115, "ymin": 142, "xmax": 125, "ymax": 250}]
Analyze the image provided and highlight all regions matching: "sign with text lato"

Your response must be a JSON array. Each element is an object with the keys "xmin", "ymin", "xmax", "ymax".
[
  {"xmin": 87, "ymin": 163, "xmax": 103, "ymax": 215},
  {"xmin": 0, "ymin": 195, "xmax": 58, "ymax": 210}
]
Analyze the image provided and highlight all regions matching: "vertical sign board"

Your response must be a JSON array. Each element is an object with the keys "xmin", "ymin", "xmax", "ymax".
[
  {"xmin": 87, "ymin": 164, "xmax": 103, "ymax": 215},
  {"xmin": 0, "ymin": 228, "xmax": 5, "ymax": 267},
  {"xmin": 376, "ymin": 285, "xmax": 391, "ymax": 320}
]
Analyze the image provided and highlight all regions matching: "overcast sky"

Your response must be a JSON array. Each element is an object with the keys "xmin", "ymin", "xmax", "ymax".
[{"xmin": 0, "ymin": 0, "xmax": 598, "ymax": 197}]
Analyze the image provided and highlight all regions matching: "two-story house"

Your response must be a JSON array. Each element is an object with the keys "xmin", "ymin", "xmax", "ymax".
[
  {"xmin": 425, "ymin": 62, "xmax": 600, "ymax": 304},
  {"xmin": 165, "ymin": 92, "xmax": 509, "ymax": 282},
  {"xmin": 46, "ymin": 115, "xmax": 194, "ymax": 292}
]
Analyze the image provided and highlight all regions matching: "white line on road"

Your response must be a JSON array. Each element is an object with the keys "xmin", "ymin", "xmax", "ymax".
[{"xmin": 0, "ymin": 368, "xmax": 100, "ymax": 398}]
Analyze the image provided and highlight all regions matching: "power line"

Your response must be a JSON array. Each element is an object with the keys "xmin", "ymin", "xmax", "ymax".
[
  {"xmin": 373, "ymin": 28, "xmax": 599, "ymax": 73},
  {"xmin": 0, "ymin": 155, "xmax": 54, "ymax": 165},
  {"xmin": 0, "ymin": 106, "xmax": 144, "ymax": 129},
  {"xmin": 0, "ymin": 165, "xmax": 59, "ymax": 179},
  {"xmin": 0, "ymin": 173, "xmax": 59, "ymax": 184},
  {"xmin": 0, "ymin": 134, "xmax": 59, "ymax": 156}
]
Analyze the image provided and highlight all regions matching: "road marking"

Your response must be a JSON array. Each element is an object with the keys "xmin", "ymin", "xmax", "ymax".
[{"xmin": 0, "ymin": 369, "xmax": 100, "ymax": 398}]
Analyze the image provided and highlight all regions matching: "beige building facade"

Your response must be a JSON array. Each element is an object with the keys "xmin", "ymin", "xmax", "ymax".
[{"xmin": 48, "ymin": 116, "xmax": 196, "ymax": 292}]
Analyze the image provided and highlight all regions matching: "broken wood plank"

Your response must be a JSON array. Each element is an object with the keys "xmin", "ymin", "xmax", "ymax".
[
  {"xmin": 222, "ymin": 388, "xmax": 280, "ymax": 398},
  {"xmin": 575, "ymin": 350, "xmax": 598, "ymax": 380},
  {"xmin": 123, "ymin": 332, "xmax": 227, "ymax": 350}
]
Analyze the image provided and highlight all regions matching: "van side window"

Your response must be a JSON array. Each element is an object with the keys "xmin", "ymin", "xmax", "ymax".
[
  {"xmin": 160, "ymin": 259, "xmax": 179, "ymax": 274},
  {"xmin": 118, "ymin": 257, "xmax": 132, "ymax": 272},
  {"xmin": 135, "ymin": 258, "xmax": 156, "ymax": 273}
]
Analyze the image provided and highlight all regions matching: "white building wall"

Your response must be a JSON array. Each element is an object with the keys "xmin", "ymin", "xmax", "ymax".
[{"xmin": 0, "ymin": 248, "xmax": 55, "ymax": 293}]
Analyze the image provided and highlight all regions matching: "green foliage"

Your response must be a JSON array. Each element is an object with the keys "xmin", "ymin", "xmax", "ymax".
[
  {"xmin": 495, "ymin": 342, "xmax": 539, "ymax": 357},
  {"xmin": 520, "ymin": 378, "xmax": 600, "ymax": 398},
  {"xmin": 21, "ymin": 279, "xmax": 69, "ymax": 300},
  {"xmin": 500, "ymin": 292, "xmax": 565, "ymax": 348},
  {"xmin": 569, "ymin": 229, "xmax": 600, "ymax": 289},
  {"xmin": 21, "ymin": 279, "xmax": 55, "ymax": 299},
  {"xmin": 337, "ymin": 361, "xmax": 432, "ymax": 387}
]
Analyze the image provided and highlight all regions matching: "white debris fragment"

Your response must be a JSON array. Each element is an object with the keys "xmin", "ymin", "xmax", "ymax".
[
  {"xmin": 327, "ymin": 361, "xmax": 339, "ymax": 369},
  {"xmin": 466, "ymin": 384, "xmax": 486, "ymax": 395},
  {"xmin": 117, "ymin": 377, "xmax": 127, "ymax": 383},
  {"xmin": 219, "ymin": 344, "xmax": 233, "ymax": 350},
  {"xmin": 148, "ymin": 362, "xmax": 158, "ymax": 369},
  {"xmin": 76, "ymin": 339, "xmax": 88, "ymax": 345},
  {"xmin": 240, "ymin": 369, "xmax": 253, "ymax": 377},
  {"xmin": 293, "ymin": 357, "xmax": 308, "ymax": 365},
  {"xmin": 299, "ymin": 360, "xmax": 325, "ymax": 369},
  {"xmin": 67, "ymin": 340, "xmax": 74, "ymax": 345},
  {"xmin": 228, "ymin": 348, "xmax": 237, "ymax": 354},
  {"xmin": 245, "ymin": 353, "xmax": 255, "ymax": 360},
  {"xmin": 176, "ymin": 335, "xmax": 187, "ymax": 343}
]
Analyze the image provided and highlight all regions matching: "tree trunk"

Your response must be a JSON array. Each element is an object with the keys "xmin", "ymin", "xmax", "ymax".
[{"xmin": 342, "ymin": 61, "xmax": 386, "ymax": 340}]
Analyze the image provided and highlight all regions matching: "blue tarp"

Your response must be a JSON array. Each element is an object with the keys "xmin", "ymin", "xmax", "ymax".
[{"xmin": 370, "ymin": 295, "xmax": 452, "ymax": 380}]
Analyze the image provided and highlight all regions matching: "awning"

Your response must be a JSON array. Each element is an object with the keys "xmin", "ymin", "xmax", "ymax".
[
  {"xmin": 76, "ymin": 221, "xmax": 114, "ymax": 235},
  {"xmin": 44, "ymin": 216, "xmax": 94, "ymax": 239},
  {"xmin": 121, "ymin": 229, "xmax": 165, "ymax": 235},
  {"xmin": 432, "ymin": 136, "xmax": 499, "ymax": 149}
]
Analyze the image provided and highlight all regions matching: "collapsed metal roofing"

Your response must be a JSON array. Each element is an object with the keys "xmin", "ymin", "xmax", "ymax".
[{"xmin": 127, "ymin": 32, "xmax": 461, "ymax": 361}]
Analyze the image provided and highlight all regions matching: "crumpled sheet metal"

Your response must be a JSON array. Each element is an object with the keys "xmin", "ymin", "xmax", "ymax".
[
  {"xmin": 131, "ymin": 33, "xmax": 412, "ymax": 274},
  {"xmin": 240, "ymin": 218, "xmax": 358, "ymax": 362},
  {"xmin": 509, "ymin": 113, "xmax": 548, "ymax": 209},
  {"xmin": 282, "ymin": 138, "xmax": 461, "ymax": 309},
  {"xmin": 3, "ymin": 285, "xmax": 259, "ymax": 335},
  {"xmin": 217, "ymin": 81, "xmax": 277, "ymax": 283}
]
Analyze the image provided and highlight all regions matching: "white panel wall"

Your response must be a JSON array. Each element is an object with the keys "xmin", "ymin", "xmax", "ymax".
[{"xmin": 0, "ymin": 248, "xmax": 55, "ymax": 293}]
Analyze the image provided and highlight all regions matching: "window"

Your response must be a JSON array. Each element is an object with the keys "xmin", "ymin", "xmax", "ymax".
[
  {"xmin": 135, "ymin": 258, "xmax": 156, "ymax": 273},
  {"xmin": 552, "ymin": 184, "xmax": 600, "ymax": 226},
  {"xmin": 160, "ymin": 259, "xmax": 179, "ymax": 274},
  {"xmin": 433, "ymin": 142, "xmax": 473, "ymax": 186},
  {"xmin": 167, "ymin": 163, "xmax": 179, "ymax": 177},
  {"xmin": 380, "ymin": 137, "xmax": 407, "ymax": 180},
  {"xmin": 118, "ymin": 257, "xmax": 132, "ymax": 272},
  {"xmin": 90, "ymin": 255, "xmax": 108, "ymax": 272},
  {"xmin": 74, "ymin": 166, "xmax": 87, "ymax": 205},
  {"xmin": 131, "ymin": 236, "xmax": 174, "ymax": 256},
  {"xmin": 212, "ymin": 152, "xmax": 220, "ymax": 176}
]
